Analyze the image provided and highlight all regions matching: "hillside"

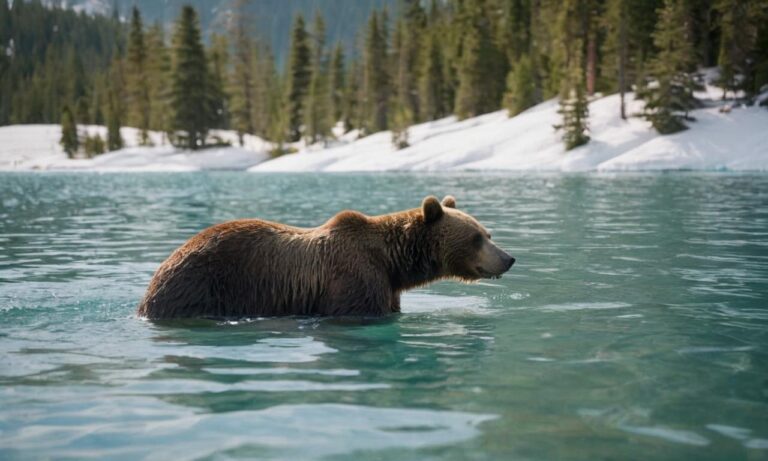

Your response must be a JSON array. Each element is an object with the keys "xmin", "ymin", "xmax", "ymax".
[{"xmin": 2, "ymin": 86, "xmax": 766, "ymax": 173}]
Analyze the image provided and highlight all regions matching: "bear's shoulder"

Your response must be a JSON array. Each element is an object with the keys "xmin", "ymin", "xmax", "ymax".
[{"xmin": 323, "ymin": 210, "xmax": 369, "ymax": 230}]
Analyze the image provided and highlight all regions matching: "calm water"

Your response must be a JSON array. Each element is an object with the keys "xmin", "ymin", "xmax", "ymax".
[{"xmin": 1, "ymin": 172, "xmax": 767, "ymax": 460}]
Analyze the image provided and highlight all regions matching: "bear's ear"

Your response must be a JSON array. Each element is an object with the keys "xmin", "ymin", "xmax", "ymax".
[
  {"xmin": 441, "ymin": 195, "xmax": 456, "ymax": 209},
  {"xmin": 422, "ymin": 196, "xmax": 444, "ymax": 224}
]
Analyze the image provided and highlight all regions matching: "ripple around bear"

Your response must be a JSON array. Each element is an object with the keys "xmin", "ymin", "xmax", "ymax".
[{"xmin": 137, "ymin": 196, "xmax": 515, "ymax": 319}]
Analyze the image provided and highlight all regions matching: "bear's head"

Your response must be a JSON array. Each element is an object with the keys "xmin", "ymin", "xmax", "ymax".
[{"xmin": 422, "ymin": 195, "xmax": 515, "ymax": 281}]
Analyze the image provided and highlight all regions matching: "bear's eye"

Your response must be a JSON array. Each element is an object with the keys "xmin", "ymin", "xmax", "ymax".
[{"xmin": 472, "ymin": 233, "xmax": 484, "ymax": 247}]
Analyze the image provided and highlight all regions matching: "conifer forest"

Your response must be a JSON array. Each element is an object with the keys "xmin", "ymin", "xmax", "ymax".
[{"xmin": 1, "ymin": 0, "xmax": 767, "ymax": 156}]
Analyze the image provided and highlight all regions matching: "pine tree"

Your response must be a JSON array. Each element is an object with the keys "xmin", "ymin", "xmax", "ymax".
[
  {"xmin": 170, "ymin": 5, "xmax": 211, "ymax": 150},
  {"xmin": 126, "ymin": 7, "xmax": 151, "ymax": 145},
  {"xmin": 503, "ymin": 54, "xmax": 538, "ymax": 116},
  {"xmin": 305, "ymin": 13, "xmax": 333, "ymax": 144},
  {"xmin": 228, "ymin": 2, "xmax": 256, "ymax": 145},
  {"xmin": 640, "ymin": 0, "xmax": 699, "ymax": 134},
  {"xmin": 556, "ymin": 56, "xmax": 590, "ymax": 150},
  {"xmin": 453, "ymin": 1, "xmax": 503, "ymax": 119},
  {"xmin": 419, "ymin": 28, "xmax": 447, "ymax": 120},
  {"xmin": 343, "ymin": 58, "xmax": 362, "ymax": 132},
  {"xmin": 145, "ymin": 22, "xmax": 172, "ymax": 144},
  {"xmin": 330, "ymin": 43, "xmax": 346, "ymax": 125},
  {"xmin": 252, "ymin": 45, "xmax": 276, "ymax": 138},
  {"xmin": 207, "ymin": 33, "xmax": 229, "ymax": 130},
  {"xmin": 396, "ymin": 0, "xmax": 426, "ymax": 122},
  {"xmin": 716, "ymin": 0, "xmax": 766, "ymax": 99},
  {"xmin": 363, "ymin": 10, "xmax": 390, "ymax": 133},
  {"xmin": 552, "ymin": 0, "xmax": 590, "ymax": 149},
  {"xmin": 60, "ymin": 105, "xmax": 79, "ymax": 158},
  {"xmin": 603, "ymin": 0, "xmax": 629, "ymax": 118},
  {"xmin": 106, "ymin": 88, "xmax": 124, "ymax": 151},
  {"xmin": 285, "ymin": 14, "xmax": 312, "ymax": 142}
]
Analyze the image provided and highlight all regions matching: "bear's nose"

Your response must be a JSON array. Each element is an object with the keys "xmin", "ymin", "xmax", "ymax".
[{"xmin": 505, "ymin": 256, "xmax": 515, "ymax": 270}]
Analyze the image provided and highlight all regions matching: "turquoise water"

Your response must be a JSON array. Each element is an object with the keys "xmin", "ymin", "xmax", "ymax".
[{"xmin": 1, "ymin": 172, "xmax": 767, "ymax": 460}]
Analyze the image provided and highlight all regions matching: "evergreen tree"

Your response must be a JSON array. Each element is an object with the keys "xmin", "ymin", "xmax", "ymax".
[
  {"xmin": 106, "ymin": 92, "xmax": 123, "ymax": 151},
  {"xmin": 453, "ymin": 1, "xmax": 504, "ymax": 119},
  {"xmin": 419, "ymin": 27, "xmax": 447, "ymax": 120},
  {"xmin": 305, "ymin": 13, "xmax": 333, "ymax": 144},
  {"xmin": 363, "ymin": 10, "xmax": 390, "ymax": 133},
  {"xmin": 228, "ymin": 1, "xmax": 256, "ymax": 145},
  {"xmin": 396, "ymin": 0, "xmax": 426, "ymax": 122},
  {"xmin": 207, "ymin": 33, "xmax": 230, "ymax": 130},
  {"xmin": 552, "ymin": 0, "xmax": 590, "ymax": 149},
  {"xmin": 503, "ymin": 54, "xmax": 537, "ymax": 116},
  {"xmin": 170, "ymin": 5, "xmax": 211, "ymax": 149},
  {"xmin": 60, "ymin": 105, "xmax": 79, "ymax": 158},
  {"xmin": 285, "ymin": 14, "xmax": 312, "ymax": 142},
  {"xmin": 145, "ymin": 22, "xmax": 172, "ymax": 143},
  {"xmin": 343, "ymin": 57, "xmax": 363, "ymax": 132},
  {"xmin": 603, "ymin": 0, "xmax": 629, "ymax": 118},
  {"xmin": 640, "ymin": 0, "xmax": 699, "ymax": 134},
  {"xmin": 716, "ymin": 0, "xmax": 767, "ymax": 98},
  {"xmin": 330, "ymin": 43, "xmax": 346, "ymax": 124},
  {"xmin": 126, "ymin": 7, "xmax": 151, "ymax": 145},
  {"xmin": 556, "ymin": 55, "xmax": 590, "ymax": 150},
  {"xmin": 252, "ymin": 45, "xmax": 277, "ymax": 138},
  {"xmin": 498, "ymin": 0, "xmax": 531, "ymax": 63}
]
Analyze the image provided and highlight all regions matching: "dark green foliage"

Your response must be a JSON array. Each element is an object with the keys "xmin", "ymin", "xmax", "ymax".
[
  {"xmin": 363, "ymin": 10, "xmax": 390, "ymax": 133},
  {"xmin": 715, "ymin": 0, "xmax": 768, "ymax": 98},
  {"xmin": 418, "ymin": 28, "xmax": 448, "ymax": 120},
  {"xmin": 556, "ymin": 57, "xmax": 591, "ymax": 150},
  {"xmin": 126, "ymin": 7, "xmax": 151, "ymax": 145},
  {"xmin": 207, "ymin": 33, "xmax": 230, "ymax": 130},
  {"xmin": 342, "ymin": 58, "xmax": 363, "ymax": 132},
  {"xmin": 454, "ymin": 1, "xmax": 505, "ymax": 119},
  {"xmin": 83, "ymin": 133, "xmax": 106, "ymax": 157},
  {"xmin": 286, "ymin": 14, "xmax": 312, "ymax": 142},
  {"xmin": 639, "ymin": 0, "xmax": 700, "ymax": 134},
  {"xmin": 0, "ymin": 0, "xmax": 124, "ymax": 125},
  {"xmin": 330, "ymin": 43, "xmax": 346, "ymax": 123},
  {"xmin": 170, "ymin": 6, "xmax": 212, "ymax": 149},
  {"xmin": 305, "ymin": 13, "xmax": 333, "ymax": 144},
  {"xmin": 5, "ymin": 0, "xmax": 768, "ymax": 155},
  {"xmin": 145, "ymin": 22, "xmax": 172, "ymax": 142},
  {"xmin": 60, "ymin": 105, "xmax": 79, "ymax": 158},
  {"xmin": 504, "ymin": 54, "xmax": 538, "ymax": 116},
  {"xmin": 395, "ymin": 0, "xmax": 426, "ymax": 122}
]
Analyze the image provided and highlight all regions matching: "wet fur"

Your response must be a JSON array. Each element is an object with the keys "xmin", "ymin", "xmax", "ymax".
[{"xmin": 137, "ymin": 198, "xmax": 510, "ymax": 319}]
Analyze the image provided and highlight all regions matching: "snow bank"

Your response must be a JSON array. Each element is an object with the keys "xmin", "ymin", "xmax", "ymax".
[
  {"xmin": 251, "ymin": 92, "xmax": 768, "ymax": 173},
  {"xmin": 2, "ymin": 84, "xmax": 766, "ymax": 173},
  {"xmin": 0, "ymin": 125, "xmax": 270, "ymax": 171}
]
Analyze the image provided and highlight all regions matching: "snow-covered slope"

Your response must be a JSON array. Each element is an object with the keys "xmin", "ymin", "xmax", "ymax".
[
  {"xmin": 0, "ymin": 125, "xmax": 270, "ymax": 171},
  {"xmin": 252, "ymin": 92, "xmax": 768, "ymax": 173},
  {"xmin": 2, "ymin": 87, "xmax": 766, "ymax": 173}
]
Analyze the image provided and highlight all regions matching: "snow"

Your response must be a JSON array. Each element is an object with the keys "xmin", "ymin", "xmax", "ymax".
[
  {"xmin": 2, "ymin": 81, "xmax": 767, "ymax": 173},
  {"xmin": 252, "ymin": 91, "xmax": 768, "ymax": 173},
  {"xmin": 0, "ymin": 125, "xmax": 271, "ymax": 172}
]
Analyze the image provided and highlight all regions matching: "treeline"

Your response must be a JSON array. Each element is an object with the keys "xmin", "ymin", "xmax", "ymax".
[{"xmin": 4, "ymin": 0, "xmax": 768, "ymax": 157}]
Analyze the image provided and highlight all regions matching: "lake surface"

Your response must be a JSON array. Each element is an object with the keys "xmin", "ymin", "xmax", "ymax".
[{"xmin": 1, "ymin": 172, "xmax": 767, "ymax": 460}]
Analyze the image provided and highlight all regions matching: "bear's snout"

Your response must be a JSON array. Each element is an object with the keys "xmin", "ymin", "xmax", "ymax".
[{"xmin": 475, "ymin": 241, "xmax": 515, "ymax": 279}]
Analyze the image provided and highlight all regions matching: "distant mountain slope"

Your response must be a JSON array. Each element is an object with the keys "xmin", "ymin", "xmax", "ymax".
[{"xmin": 65, "ymin": 0, "xmax": 397, "ymax": 64}]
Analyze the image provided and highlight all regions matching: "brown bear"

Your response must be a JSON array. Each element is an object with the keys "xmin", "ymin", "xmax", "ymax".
[{"xmin": 137, "ymin": 196, "xmax": 514, "ymax": 319}]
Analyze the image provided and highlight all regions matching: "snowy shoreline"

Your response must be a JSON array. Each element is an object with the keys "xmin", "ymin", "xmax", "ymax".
[{"xmin": 2, "ymin": 90, "xmax": 767, "ymax": 173}]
